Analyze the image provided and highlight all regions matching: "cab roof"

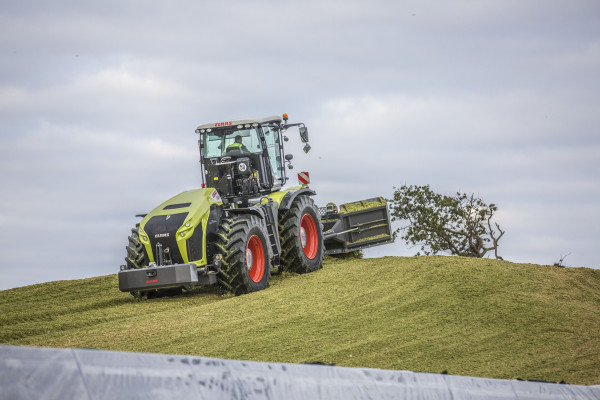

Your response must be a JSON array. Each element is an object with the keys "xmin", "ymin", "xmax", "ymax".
[{"xmin": 195, "ymin": 116, "xmax": 282, "ymax": 131}]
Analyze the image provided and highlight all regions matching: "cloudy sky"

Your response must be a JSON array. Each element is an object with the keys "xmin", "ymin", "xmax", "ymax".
[{"xmin": 1, "ymin": 0, "xmax": 599, "ymax": 290}]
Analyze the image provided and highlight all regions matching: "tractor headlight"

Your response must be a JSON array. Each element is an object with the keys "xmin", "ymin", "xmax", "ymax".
[
  {"xmin": 177, "ymin": 220, "xmax": 195, "ymax": 239},
  {"xmin": 138, "ymin": 228, "xmax": 150, "ymax": 244}
]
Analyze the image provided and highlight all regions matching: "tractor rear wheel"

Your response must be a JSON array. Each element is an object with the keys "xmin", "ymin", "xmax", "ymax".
[
  {"xmin": 279, "ymin": 195, "xmax": 324, "ymax": 273},
  {"xmin": 216, "ymin": 214, "xmax": 271, "ymax": 295}
]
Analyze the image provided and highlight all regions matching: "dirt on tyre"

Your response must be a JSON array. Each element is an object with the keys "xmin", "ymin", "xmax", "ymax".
[
  {"xmin": 279, "ymin": 195, "xmax": 324, "ymax": 273},
  {"xmin": 216, "ymin": 214, "xmax": 272, "ymax": 295}
]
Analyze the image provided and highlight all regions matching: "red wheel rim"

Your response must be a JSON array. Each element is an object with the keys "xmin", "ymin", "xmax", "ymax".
[
  {"xmin": 246, "ymin": 235, "xmax": 265, "ymax": 283},
  {"xmin": 300, "ymin": 213, "xmax": 318, "ymax": 259}
]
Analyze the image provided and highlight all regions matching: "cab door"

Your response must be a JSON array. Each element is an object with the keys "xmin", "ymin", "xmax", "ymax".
[{"xmin": 261, "ymin": 125, "xmax": 285, "ymax": 188}]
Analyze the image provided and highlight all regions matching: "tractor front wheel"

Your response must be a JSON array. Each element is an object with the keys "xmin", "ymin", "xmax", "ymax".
[
  {"xmin": 216, "ymin": 214, "xmax": 272, "ymax": 295},
  {"xmin": 279, "ymin": 195, "xmax": 324, "ymax": 273},
  {"xmin": 125, "ymin": 226, "xmax": 148, "ymax": 269}
]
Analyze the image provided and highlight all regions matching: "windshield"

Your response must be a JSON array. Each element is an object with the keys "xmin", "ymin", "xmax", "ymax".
[{"xmin": 203, "ymin": 126, "xmax": 263, "ymax": 158}]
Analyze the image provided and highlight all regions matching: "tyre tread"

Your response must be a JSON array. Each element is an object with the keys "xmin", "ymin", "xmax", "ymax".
[
  {"xmin": 216, "ymin": 214, "xmax": 272, "ymax": 295},
  {"xmin": 279, "ymin": 195, "xmax": 325, "ymax": 273}
]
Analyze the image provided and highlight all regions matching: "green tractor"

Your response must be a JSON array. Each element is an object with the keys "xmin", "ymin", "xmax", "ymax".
[{"xmin": 119, "ymin": 114, "xmax": 393, "ymax": 296}]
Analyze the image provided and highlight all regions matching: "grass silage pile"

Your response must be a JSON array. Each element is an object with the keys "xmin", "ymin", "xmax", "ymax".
[{"xmin": 1, "ymin": 256, "xmax": 599, "ymax": 385}]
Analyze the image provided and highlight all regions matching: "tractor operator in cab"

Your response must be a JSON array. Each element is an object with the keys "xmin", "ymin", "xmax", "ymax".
[{"xmin": 226, "ymin": 135, "xmax": 249, "ymax": 153}]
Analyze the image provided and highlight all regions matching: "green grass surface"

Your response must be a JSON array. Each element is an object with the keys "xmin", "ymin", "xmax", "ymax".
[{"xmin": 1, "ymin": 256, "xmax": 599, "ymax": 385}]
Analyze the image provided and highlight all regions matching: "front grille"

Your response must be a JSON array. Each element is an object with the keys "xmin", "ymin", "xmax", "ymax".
[{"xmin": 144, "ymin": 213, "xmax": 188, "ymax": 265}]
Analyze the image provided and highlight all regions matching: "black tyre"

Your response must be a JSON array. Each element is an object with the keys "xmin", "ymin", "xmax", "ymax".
[
  {"xmin": 125, "ymin": 226, "xmax": 148, "ymax": 269},
  {"xmin": 216, "ymin": 214, "xmax": 271, "ymax": 295},
  {"xmin": 279, "ymin": 195, "xmax": 325, "ymax": 273}
]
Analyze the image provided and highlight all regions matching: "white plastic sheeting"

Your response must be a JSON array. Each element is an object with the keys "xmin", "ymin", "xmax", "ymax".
[{"xmin": 1, "ymin": 345, "xmax": 599, "ymax": 400}]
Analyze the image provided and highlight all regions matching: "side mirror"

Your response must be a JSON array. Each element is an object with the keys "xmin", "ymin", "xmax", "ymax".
[
  {"xmin": 299, "ymin": 127, "xmax": 309, "ymax": 143},
  {"xmin": 285, "ymin": 154, "xmax": 294, "ymax": 161}
]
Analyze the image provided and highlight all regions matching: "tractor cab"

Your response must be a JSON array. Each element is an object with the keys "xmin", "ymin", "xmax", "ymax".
[{"xmin": 196, "ymin": 115, "xmax": 308, "ymax": 205}]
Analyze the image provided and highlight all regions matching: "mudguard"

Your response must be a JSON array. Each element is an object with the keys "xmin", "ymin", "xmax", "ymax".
[{"xmin": 262, "ymin": 186, "xmax": 316, "ymax": 210}]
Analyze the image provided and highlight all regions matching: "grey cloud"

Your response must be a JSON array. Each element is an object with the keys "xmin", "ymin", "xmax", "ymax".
[{"xmin": 1, "ymin": 0, "xmax": 599, "ymax": 289}]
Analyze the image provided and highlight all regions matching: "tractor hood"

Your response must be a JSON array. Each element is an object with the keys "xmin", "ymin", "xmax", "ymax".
[{"xmin": 137, "ymin": 188, "xmax": 223, "ymax": 267}]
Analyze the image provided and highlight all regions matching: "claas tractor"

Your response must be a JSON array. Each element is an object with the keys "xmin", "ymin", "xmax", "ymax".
[{"xmin": 118, "ymin": 114, "xmax": 393, "ymax": 297}]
